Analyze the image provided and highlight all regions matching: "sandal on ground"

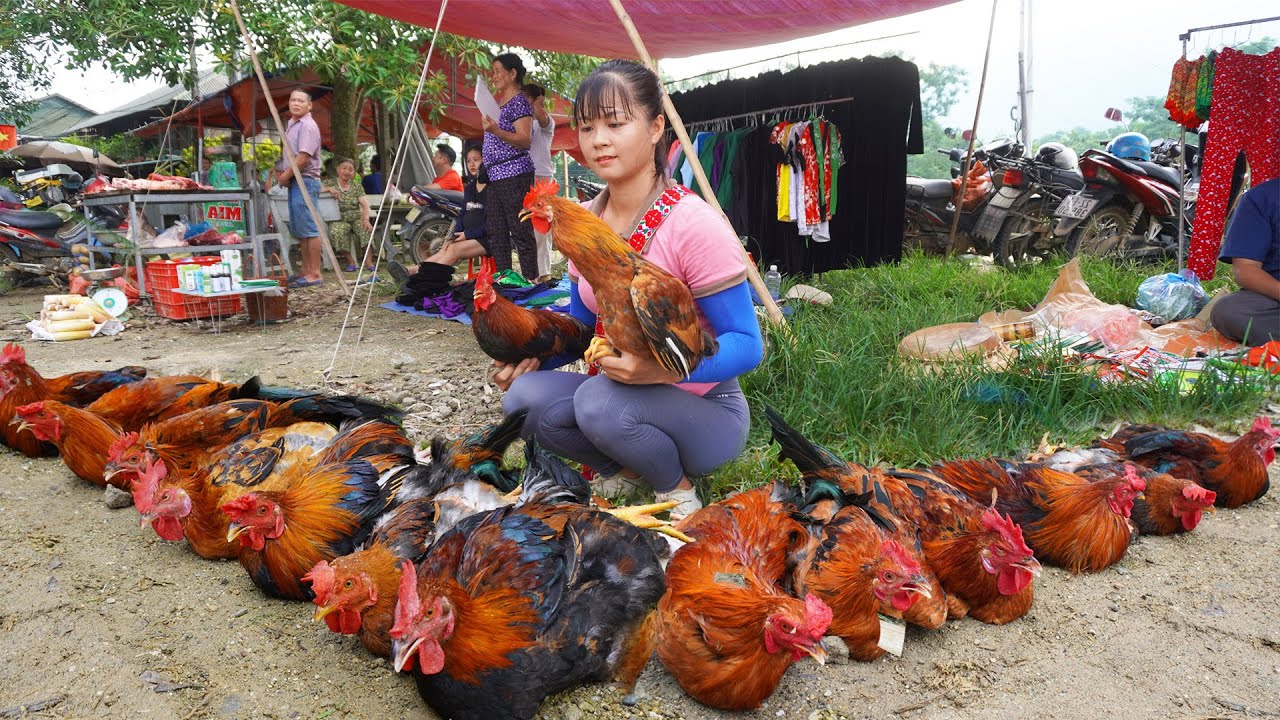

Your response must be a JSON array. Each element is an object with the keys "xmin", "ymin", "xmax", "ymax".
[{"xmin": 288, "ymin": 277, "xmax": 323, "ymax": 288}]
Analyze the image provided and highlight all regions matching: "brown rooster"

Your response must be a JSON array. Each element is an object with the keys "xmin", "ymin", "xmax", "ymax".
[
  {"xmin": 0, "ymin": 343, "xmax": 144, "ymax": 456},
  {"xmin": 131, "ymin": 422, "xmax": 337, "ymax": 558},
  {"xmin": 885, "ymin": 468, "xmax": 1039, "ymax": 625},
  {"xmin": 1094, "ymin": 417, "xmax": 1277, "ymax": 508},
  {"xmin": 306, "ymin": 498, "xmax": 439, "ymax": 657},
  {"xmin": 657, "ymin": 486, "xmax": 830, "ymax": 711},
  {"xmin": 83, "ymin": 375, "xmax": 247, "ymax": 430},
  {"xmin": 933, "ymin": 459, "xmax": 1144, "ymax": 573},
  {"xmin": 389, "ymin": 443, "xmax": 667, "ymax": 720},
  {"xmin": 520, "ymin": 179, "xmax": 716, "ymax": 379},
  {"xmin": 13, "ymin": 400, "xmax": 124, "ymax": 486},
  {"xmin": 765, "ymin": 407, "xmax": 947, "ymax": 629},
  {"xmin": 1074, "ymin": 463, "xmax": 1216, "ymax": 535},
  {"xmin": 470, "ymin": 261, "xmax": 592, "ymax": 365}
]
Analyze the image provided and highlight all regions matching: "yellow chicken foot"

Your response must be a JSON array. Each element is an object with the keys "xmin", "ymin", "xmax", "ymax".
[
  {"xmin": 500, "ymin": 485, "xmax": 523, "ymax": 504},
  {"xmin": 605, "ymin": 501, "xmax": 696, "ymax": 543},
  {"xmin": 584, "ymin": 336, "xmax": 618, "ymax": 366}
]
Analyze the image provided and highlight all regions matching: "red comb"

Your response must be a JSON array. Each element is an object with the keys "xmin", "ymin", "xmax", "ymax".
[
  {"xmin": 303, "ymin": 560, "xmax": 336, "ymax": 602},
  {"xmin": 390, "ymin": 560, "xmax": 420, "ymax": 638},
  {"xmin": 1, "ymin": 343, "xmax": 25, "ymax": 366},
  {"xmin": 14, "ymin": 401, "xmax": 45, "ymax": 416},
  {"xmin": 1181, "ymin": 484, "xmax": 1216, "ymax": 506},
  {"xmin": 1253, "ymin": 416, "xmax": 1278, "ymax": 438},
  {"xmin": 131, "ymin": 456, "xmax": 168, "ymax": 513},
  {"xmin": 803, "ymin": 593, "xmax": 833, "ymax": 639},
  {"xmin": 107, "ymin": 432, "xmax": 140, "ymax": 463},
  {"xmin": 1123, "ymin": 464, "xmax": 1147, "ymax": 491},
  {"xmin": 521, "ymin": 178, "xmax": 560, "ymax": 209},
  {"xmin": 981, "ymin": 508, "xmax": 1033, "ymax": 557},
  {"xmin": 219, "ymin": 493, "xmax": 258, "ymax": 518},
  {"xmin": 880, "ymin": 538, "xmax": 922, "ymax": 575}
]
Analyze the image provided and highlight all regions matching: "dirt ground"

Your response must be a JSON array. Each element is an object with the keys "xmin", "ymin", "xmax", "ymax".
[{"xmin": 0, "ymin": 282, "xmax": 1277, "ymax": 720}]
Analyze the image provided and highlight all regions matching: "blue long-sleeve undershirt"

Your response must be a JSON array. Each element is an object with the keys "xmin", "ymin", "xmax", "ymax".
[{"xmin": 542, "ymin": 280, "xmax": 763, "ymax": 383}]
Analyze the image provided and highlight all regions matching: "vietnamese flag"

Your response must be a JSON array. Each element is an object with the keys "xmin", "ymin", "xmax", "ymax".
[{"xmin": 0, "ymin": 125, "xmax": 16, "ymax": 151}]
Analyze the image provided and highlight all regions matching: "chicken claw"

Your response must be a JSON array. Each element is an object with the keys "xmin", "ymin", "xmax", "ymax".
[
  {"xmin": 500, "ymin": 485, "xmax": 523, "ymax": 504},
  {"xmin": 605, "ymin": 501, "xmax": 696, "ymax": 543},
  {"xmin": 584, "ymin": 336, "xmax": 618, "ymax": 366}
]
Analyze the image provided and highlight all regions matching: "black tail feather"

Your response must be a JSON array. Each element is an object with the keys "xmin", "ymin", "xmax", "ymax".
[
  {"xmin": 764, "ymin": 405, "xmax": 847, "ymax": 475},
  {"xmin": 518, "ymin": 441, "xmax": 590, "ymax": 506}
]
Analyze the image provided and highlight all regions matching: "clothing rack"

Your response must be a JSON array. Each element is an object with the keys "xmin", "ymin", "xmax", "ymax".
[
  {"xmin": 1174, "ymin": 14, "xmax": 1280, "ymax": 269},
  {"xmin": 683, "ymin": 96, "xmax": 855, "ymax": 130}
]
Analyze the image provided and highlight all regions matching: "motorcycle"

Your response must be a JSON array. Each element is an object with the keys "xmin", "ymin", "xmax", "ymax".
[
  {"xmin": 987, "ymin": 143, "xmax": 1086, "ymax": 268},
  {"xmin": 396, "ymin": 185, "xmax": 463, "ymax": 264},
  {"xmin": 13, "ymin": 164, "xmax": 85, "ymax": 209},
  {"xmin": 903, "ymin": 137, "xmax": 1024, "ymax": 255},
  {"xmin": 0, "ymin": 204, "xmax": 122, "ymax": 288}
]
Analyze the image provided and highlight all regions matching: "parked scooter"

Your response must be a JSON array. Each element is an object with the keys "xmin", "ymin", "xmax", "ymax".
[
  {"xmin": 397, "ymin": 185, "xmax": 463, "ymax": 264},
  {"xmin": 1051, "ymin": 117, "xmax": 1198, "ymax": 260},
  {"xmin": 13, "ymin": 164, "xmax": 85, "ymax": 209},
  {"xmin": 987, "ymin": 142, "xmax": 1086, "ymax": 268},
  {"xmin": 903, "ymin": 137, "xmax": 1024, "ymax": 254},
  {"xmin": 0, "ymin": 204, "xmax": 121, "ymax": 285}
]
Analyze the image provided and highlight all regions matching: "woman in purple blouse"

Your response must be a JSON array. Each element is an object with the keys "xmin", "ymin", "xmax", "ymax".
[{"xmin": 481, "ymin": 53, "xmax": 539, "ymax": 279}]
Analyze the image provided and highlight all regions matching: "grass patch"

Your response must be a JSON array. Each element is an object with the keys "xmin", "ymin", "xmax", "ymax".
[{"xmin": 711, "ymin": 253, "xmax": 1275, "ymax": 497}]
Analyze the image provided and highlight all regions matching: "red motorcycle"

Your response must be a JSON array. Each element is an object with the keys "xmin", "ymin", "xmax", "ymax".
[{"xmin": 1050, "ymin": 137, "xmax": 1193, "ymax": 260}]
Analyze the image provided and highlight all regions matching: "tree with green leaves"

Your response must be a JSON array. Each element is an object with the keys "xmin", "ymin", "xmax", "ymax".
[
  {"xmin": 3, "ymin": 0, "xmax": 599, "ymax": 162},
  {"xmin": 907, "ymin": 61, "xmax": 969, "ymax": 179}
]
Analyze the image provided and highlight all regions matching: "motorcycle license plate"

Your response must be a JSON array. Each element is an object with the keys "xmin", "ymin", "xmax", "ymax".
[
  {"xmin": 406, "ymin": 207, "xmax": 420, "ymax": 222},
  {"xmin": 1055, "ymin": 195, "xmax": 1098, "ymax": 220}
]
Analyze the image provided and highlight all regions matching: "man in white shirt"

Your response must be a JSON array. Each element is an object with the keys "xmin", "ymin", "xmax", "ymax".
[{"xmin": 524, "ymin": 83, "xmax": 556, "ymax": 282}]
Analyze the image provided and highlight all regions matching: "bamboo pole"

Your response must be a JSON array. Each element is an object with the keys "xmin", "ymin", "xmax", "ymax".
[
  {"xmin": 945, "ymin": 0, "xmax": 1000, "ymax": 257},
  {"xmin": 607, "ymin": 0, "xmax": 785, "ymax": 326},
  {"xmin": 227, "ymin": 0, "xmax": 349, "ymax": 294}
]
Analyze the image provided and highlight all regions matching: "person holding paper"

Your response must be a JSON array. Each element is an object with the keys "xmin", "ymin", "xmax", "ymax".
[{"xmin": 481, "ymin": 53, "xmax": 539, "ymax": 280}]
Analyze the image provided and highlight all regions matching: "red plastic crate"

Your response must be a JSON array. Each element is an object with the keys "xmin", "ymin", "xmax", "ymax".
[
  {"xmin": 144, "ymin": 256, "xmax": 223, "ymax": 292},
  {"xmin": 153, "ymin": 290, "xmax": 242, "ymax": 320}
]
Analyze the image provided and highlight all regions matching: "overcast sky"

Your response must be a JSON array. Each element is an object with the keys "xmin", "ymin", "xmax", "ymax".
[{"xmin": 48, "ymin": 0, "xmax": 1280, "ymax": 143}]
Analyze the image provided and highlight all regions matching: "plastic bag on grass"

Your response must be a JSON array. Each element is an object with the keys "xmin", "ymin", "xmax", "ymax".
[{"xmin": 1136, "ymin": 269, "xmax": 1206, "ymax": 321}]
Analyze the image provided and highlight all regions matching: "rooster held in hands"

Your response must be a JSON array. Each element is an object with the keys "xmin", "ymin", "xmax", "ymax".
[
  {"xmin": 1094, "ymin": 418, "xmax": 1277, "ymax": 508},
  {"xmin": 470, "ymin": 262, "xmax": 592, "ymax": 365},
  {"xmin": 520, "ymin": 179, "xmax": 717, "ymax": 378}
]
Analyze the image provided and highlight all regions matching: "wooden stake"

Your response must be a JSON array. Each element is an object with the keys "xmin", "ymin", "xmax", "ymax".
[
  {"xmin": 227, "ymin": 0, "xmax": 349, "ymax": 293},
  {"xmin": 945, "ymin": 0, "xmax": 1000, "ymax": 257},
  {"xmin": 608, "ymin": 0, "xmax": 785, "ymax": 326}
]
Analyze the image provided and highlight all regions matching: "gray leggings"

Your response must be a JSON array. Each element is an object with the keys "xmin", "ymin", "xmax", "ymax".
[
  {"xmin": 1209, "ymin": 290, "xmax": 1280, "ymax": 346},
  {"xmin": 502, "ymin": 371, "xmax": 750, "ymax": 492}
]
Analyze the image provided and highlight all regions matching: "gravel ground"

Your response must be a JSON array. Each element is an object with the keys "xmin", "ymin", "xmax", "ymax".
[{"xmin": 0, "ymin": 282, "xmax": 1277, "ymax": 720}]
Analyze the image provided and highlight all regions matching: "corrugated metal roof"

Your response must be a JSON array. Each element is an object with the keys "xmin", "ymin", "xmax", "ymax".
[
  {"xmin": 17, "ymin": 94, "xmax": 98, "ymax": 138},
  {"xmin": 65, "ymin": 66, "xmax": 240, "ymax": 134}
]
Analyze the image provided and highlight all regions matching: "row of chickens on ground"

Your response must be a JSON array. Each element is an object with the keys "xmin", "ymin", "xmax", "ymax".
[{"xmin": 2, "ymin": 344, "xmax": 1277, "ymax": 717}]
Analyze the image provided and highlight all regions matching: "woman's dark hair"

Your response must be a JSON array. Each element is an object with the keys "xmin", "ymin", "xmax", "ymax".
[
  {"xmin": 493, "ymin": 53, "xmax": 526, "ymax": 85},
  {"xmin": 573, "ymin": 59, "xmax": 668, "ymax": 178}
]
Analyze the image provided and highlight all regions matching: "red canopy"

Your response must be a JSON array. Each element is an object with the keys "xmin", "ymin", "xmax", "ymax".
[
  {"xmin": 134, "ymin": 60, "xmax": 581, "ymax": 157},
  {"xmin": 337, "ymin": 0, "xmax": 955, "ymax": 59}
]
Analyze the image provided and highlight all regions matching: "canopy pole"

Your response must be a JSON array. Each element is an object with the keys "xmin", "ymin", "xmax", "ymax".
[
  {"xmin": 227, "ymin": 0, "xmax": 349, "ymax": 294},
  {"xmin": 608, "ymin": 0, "xmax": 785, "ymax": 326},
  {"xmin": 946, "ymin": 0, "xmax": 1000, "ymax": 257}
]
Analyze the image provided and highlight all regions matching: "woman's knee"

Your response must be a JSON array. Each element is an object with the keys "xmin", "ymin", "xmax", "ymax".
[{"xmin": 572, "ymin": 377, "xmax": 632, "ymax": 436}]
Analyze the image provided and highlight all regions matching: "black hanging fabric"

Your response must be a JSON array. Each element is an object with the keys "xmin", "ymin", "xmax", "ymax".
[{"xmin": 669, "ymin": 56, "xmax": 923, "ymax": 275}]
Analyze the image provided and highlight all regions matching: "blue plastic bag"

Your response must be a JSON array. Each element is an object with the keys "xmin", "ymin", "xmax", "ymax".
[{"xmin": 1135, "ymin": 269, "xmax": 1206, "ymax": 321}]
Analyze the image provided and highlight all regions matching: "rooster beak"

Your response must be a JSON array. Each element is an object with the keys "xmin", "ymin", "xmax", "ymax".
[
  {"xmin": 800, "ymin": 642, "xmax": 828, "ymax": 666},
  {"xmin": 1015, "ymin": 559, "xmax": 1042, "ymax": 577},
  {"xmin": 226, "ymin": 524, "xmax": 248, "ymax": 542},
  {"xmin": 138, "ymin": 512, "xmax": 157, "ymax": 528},
  {"xmin": 12, "ymin": 419, "xmax": 31, "ymax": 433},
  {"xmin": 392, "ymin": 637, "xmax": 423, "ymax": 674},
  {"xmin": 904, "ymin": 577, "xmax": 932, "ymax": 599},
  {"xmin": 313, "ymin": 604, "xmax": 339, "ymax": 623},
  {"xmin": 517, "ymin": 209, "xmax": 532, "ymax": 223}
]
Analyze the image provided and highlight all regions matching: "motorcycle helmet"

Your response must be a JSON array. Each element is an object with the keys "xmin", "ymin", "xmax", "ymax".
[
  {"xmin": 1107, "ymin": 132, "xmax": 1152, "ymax": 162},
  {"xmin": 1035, "ymin": 142, "xmax": 1080, "ymax": 171}
]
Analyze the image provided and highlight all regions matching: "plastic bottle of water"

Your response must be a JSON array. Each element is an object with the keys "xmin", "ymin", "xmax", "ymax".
[{"xmin": 763, "ymin": 265, "xmax": 782, "ymax": 298}]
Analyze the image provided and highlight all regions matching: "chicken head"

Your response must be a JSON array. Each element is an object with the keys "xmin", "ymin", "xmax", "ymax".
[
  {"xmin": 1170, "ymin": 484, "xmax": 1216, "ymax": 531},
  {"xmin": 132, "ymin": 456, "xmax": 189, "ymax": 541},
  {"xmin": 762, "ymin": 593, "xmax": 831, "ymax": 665},
  {"xmin": 1106, "ymin": 465, "xmax": 1147, "ymax": 518},
  {"xmin": 979, "ymin": 508, "xmax": 1040, "ymax": 596},
  {"xmin": 305, "ymin": 559, "xmax": 378, "ymax": 634},
  {"xmin": 221, "ymin": 492, "xmax": 285, "ymax": 552},
  {"xmin": 13, "ymin": 401, "xmax": 62, "ymax": 441},
  {"xmin": 1251, "ymin": 416, "xmax": 1278, "ymax": 466},
  {"xmin": 872, "ymin": 539, "xmax": 931, "ymax": 612},
  {"xmin": 390, "ymin": 560, "xmax": 455, "ymax": 674}
]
